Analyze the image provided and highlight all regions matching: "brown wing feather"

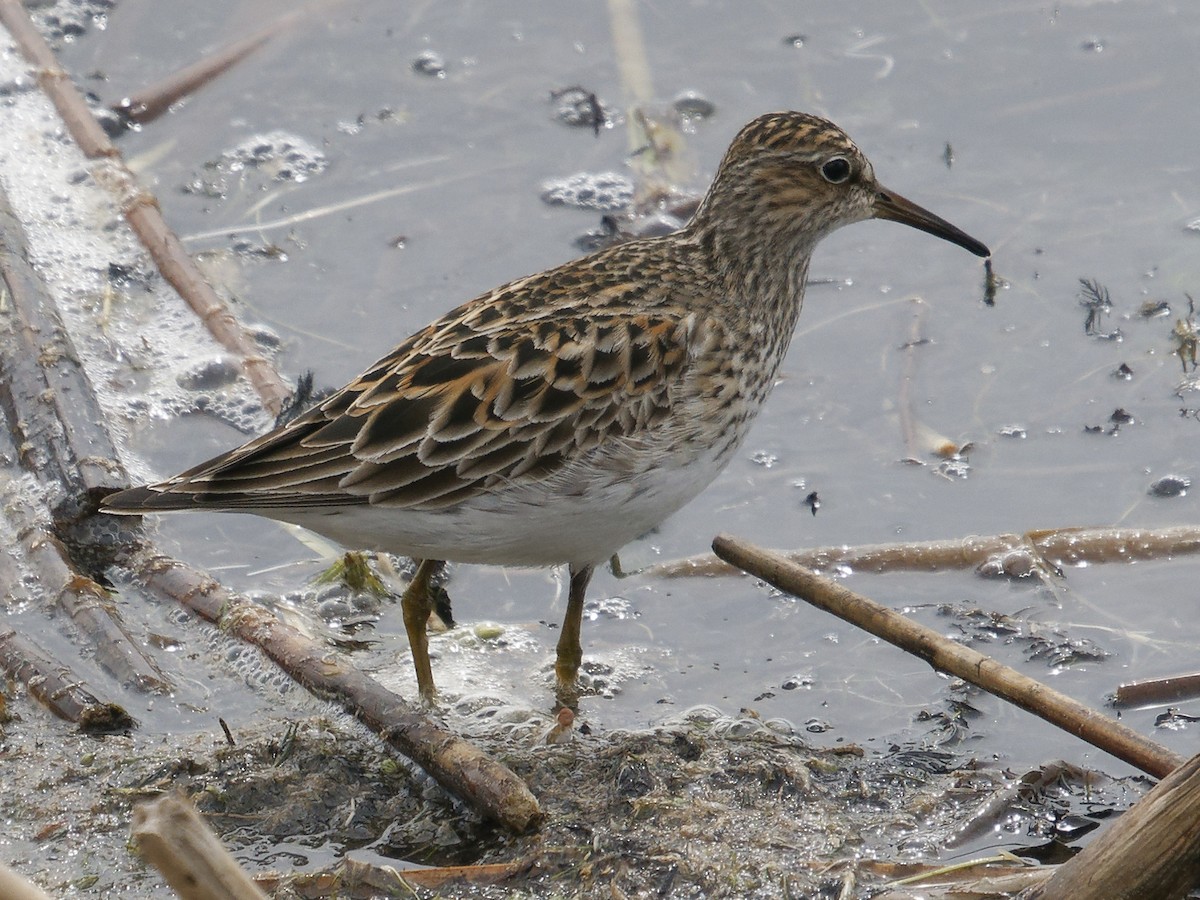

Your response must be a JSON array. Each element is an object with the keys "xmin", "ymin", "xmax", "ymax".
[{"xmin": 103, "ymin": 258, "xmax": 703, "ymax": 515}]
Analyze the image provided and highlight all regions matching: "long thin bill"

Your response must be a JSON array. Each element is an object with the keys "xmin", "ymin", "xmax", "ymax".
[{"xmin": 874, "ymin": 188, "xmax": 990, "ymax": 258}]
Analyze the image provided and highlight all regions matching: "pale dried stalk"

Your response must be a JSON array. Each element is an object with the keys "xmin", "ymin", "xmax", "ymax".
[
  {"xmin": 0, "ymin": 863, "xmax": 53, "ymax": 900},
  {"xmin": 131, "ymin": 792, "xmax": 267, "ymax": 900}
]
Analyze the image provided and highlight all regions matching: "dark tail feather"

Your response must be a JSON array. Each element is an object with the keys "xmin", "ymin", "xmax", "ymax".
[{"xmin": 100, "ymin": 485, "xmax": 202, "ymax": 514}]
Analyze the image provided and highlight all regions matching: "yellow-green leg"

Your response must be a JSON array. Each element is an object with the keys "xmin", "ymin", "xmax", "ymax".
[
  {"xmin": 401, "ymin": 558, "xmax": 444, "ymax": 702},
  {"xmin": 555, "ymin": 563, "xmax": 594, "ymax": 707}
]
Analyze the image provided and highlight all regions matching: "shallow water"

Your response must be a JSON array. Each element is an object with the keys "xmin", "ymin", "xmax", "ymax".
[
  {"xmin": 58, "ymin": 0, "xmax": 1200, "ymax": 755},
  {"xmin": 20, "ymin": 0, "xmax": 1200, "ymax": 865}
]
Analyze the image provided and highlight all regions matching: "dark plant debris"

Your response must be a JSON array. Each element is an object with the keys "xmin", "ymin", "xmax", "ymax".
[
  {"xmin": 1079, "ymin": 277, "xmax": 1122, "ymax": 340},
  {"xmin": 1172, "ymin": 294, "xmax": 1198, "ymax": 372},
  {"xmin": 550, "ymin": 85, "xmax": 608, "ymax": 136}
]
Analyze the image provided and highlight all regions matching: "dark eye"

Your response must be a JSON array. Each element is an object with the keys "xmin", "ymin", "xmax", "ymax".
[{"xmin": 821, "ymin": 156, "xmax": 852, "ymax": 184}]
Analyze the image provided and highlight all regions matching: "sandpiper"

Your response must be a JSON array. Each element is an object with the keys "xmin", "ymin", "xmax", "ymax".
[{"xmin": 102, "ymin": 111, "xmax": 989, "ymax": 704}]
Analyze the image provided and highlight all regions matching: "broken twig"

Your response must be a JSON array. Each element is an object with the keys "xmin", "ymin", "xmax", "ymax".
[
  {"xmin": 0, "ymin": 627, "xmax": 133, "ymax": 731},
  {"xmin": 1115, "ymin": 672, "xmax": 1200, "ymax": 710},
  {"xmin": 125, "ymin": 545, "xmax": 543, "ymax": 833}
]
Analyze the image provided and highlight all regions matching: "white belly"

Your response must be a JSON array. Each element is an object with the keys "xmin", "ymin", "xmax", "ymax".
[{"xmin": 266, "ymin": 437, "xmax": 733, "ymax": 568}]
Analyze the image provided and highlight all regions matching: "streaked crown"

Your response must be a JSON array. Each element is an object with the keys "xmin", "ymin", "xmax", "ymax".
[{"xmin": 687, "ymin": 112, "xmax": 880, "ymax": 270}]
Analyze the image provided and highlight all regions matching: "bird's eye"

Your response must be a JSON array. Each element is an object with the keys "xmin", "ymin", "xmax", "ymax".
[{"xmin": 821, "ymin": 156, "xmax": 852, "ymax": 184}]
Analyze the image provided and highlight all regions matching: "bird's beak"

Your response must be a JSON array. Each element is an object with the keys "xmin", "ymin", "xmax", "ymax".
[{"xmin": 874, "ymin": 188, "xmax": 990, "ymax": 258}]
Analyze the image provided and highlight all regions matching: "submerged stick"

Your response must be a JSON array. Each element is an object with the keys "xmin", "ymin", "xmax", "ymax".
[
  {"xmin": 1115, "ymin": 672, "xmax": 1200, "ymax": 709},
  {"xmin": 649, "ymin": 524, "xmax": 1200, "ymax": 579},
  {"xmin": 0, "ymin": 0, "xmax": 291, "ymax": 416},
  {"xmin": 0, "ymin": 627, "xmax": 133, "ymax": 731},
  {"xmin": 113, "ymin": 7, "xmax": 307, "ymax": 126},
  {"xmin": 0, "ymin": 187, "xmax": 125, "ymax": 521},
  {"xmin": 126, "ymin": 546, "xmax": 542, "ymax": 833},
  {"xmin": 712, "ymin": 534, "xmax": 1185, "ymax": 779},
  {"xmin": 114, "ymin": 29, "xmax": 272, "ymax": 126}
]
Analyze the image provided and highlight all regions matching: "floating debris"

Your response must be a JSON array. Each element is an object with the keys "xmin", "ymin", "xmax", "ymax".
[
  {"xmin": 540, "ymin": 171, "xmax": 634, "ymax": 211},
  {"xmin": 983, "ymin": 258, "xmax": 1006, "ymax": 306},
  {"xmin": 1155, "ymin": 708, "xmax": 1200, "ymax": 730},
  {"xmin": 750, "ymin": 450, "xmax": 778, "ymax": 468},
  {"xmin": 550, "ymin": 85, "xmax": 608, "ymax": 135},
  {"xmin": 1084, "ymin": 408, "xmax": 1133, "ymax": 437},
  {"xmin": 781, "ymin": 670, "xmax": 815, "ymax": 690},
  {"xmin": 184, "ymin": 131, "xmax": 327, "ymax": 197},
  {"xmin": 977, "ymin": 548, "xmax": 1041, "ymax": 579},
  {"xmin": 672, "ymin": 90, "xmax": 716, "ymax": 122},
  {"xmin": 411, "ymin": 49, "xmax": 447, "ymax": 78},
  {"xmin": 585, "ymin": 596, "xmax": 639, "ymax": 622},
  {"xmin": 1173, "ymin": 295, "xmax": 1198, "ymax": 372},
  {"xmin": 1148, "ymin": 475, "xmax": 1191, "ymax": 498},
  {"xmin": 175, "ymin": 357, "xmax": 240, "ymax": 391},
  {"xmin": 31, "ymin": 0, "xmax": 113, "ymax": 44},
  {"xmin": 1078, "ymin": 277, "xmax": 1122, "ymax": 341},
  {"xmin": 803, "ymin": 490, "xmax": 820, "ymax": 516}
]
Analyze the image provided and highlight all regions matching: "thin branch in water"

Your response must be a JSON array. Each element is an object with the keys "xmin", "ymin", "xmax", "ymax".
[
  {"xmin": 1115, "ymin": 672, "xmax": 1200, "ymax": 709},
  {"xmin": 642, "ymin": 524, "xmax": 1200, "ymax": 580},
  {"xmin": 711, "ymin": 533, "xmax": 1184, "ymax": 779},
  {"xmin": 0, "ymin": 0, "xmax": 292, "ymax": 416},
  {"xmin": 111, "ymin": 3, "xmax": 334, "ymax": 128},
  {"xmin": 0, "ymin": 627, "xmax": 134, "ymax": 731}
]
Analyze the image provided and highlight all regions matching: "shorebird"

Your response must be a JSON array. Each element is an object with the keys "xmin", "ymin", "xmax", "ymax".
[{"xmin": 102, "ymin": 111, "xmax": 989, "ymax": 705}]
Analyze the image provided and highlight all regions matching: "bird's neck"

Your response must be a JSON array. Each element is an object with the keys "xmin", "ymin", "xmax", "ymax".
[{"xmin": 683, "ymin": 213, "xmax": 815, "ymax": 341}]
